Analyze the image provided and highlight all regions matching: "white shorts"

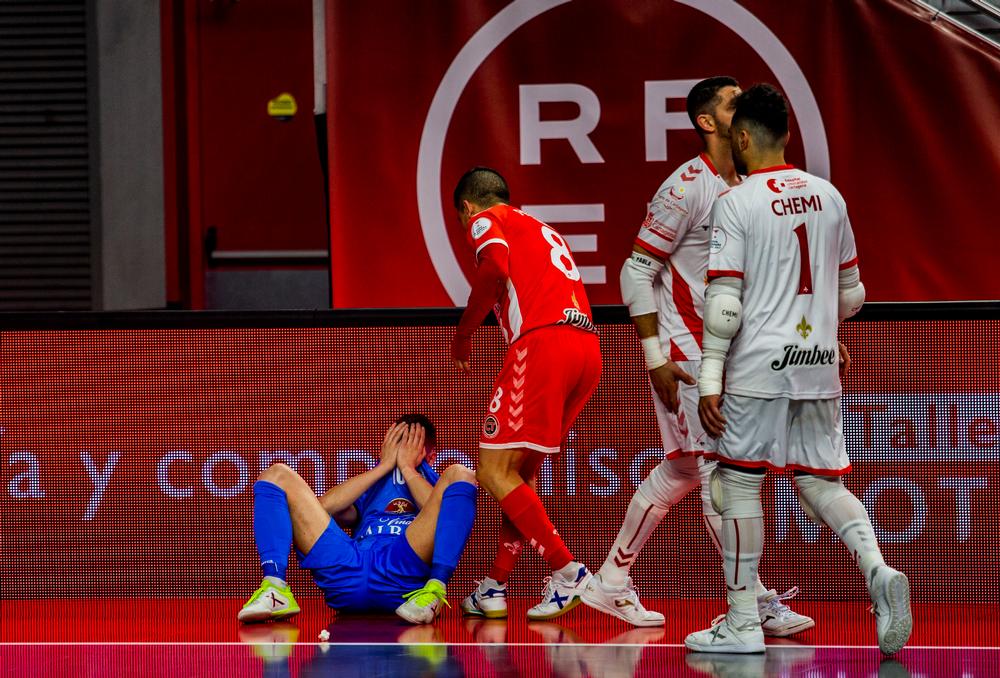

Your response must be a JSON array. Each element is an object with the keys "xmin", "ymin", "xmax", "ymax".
[
  {"xmin": 651, "ymin": 360, "xmax": 716, "ymax": 459},
  {"xmin": 709, "ymin": 395, "xmax": 851, "ymax": 476}
]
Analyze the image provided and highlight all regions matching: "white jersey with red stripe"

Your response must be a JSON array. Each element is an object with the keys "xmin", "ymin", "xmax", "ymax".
[
  {"xmin": 635, "ymin": 153, "xmax": 733, "ymax": 361},
  {"xmin": 466, "ymin": 203, "xmax": 595, "ymax": 344},
  {"xmin": 708, "ymin": 165, "xmax": 859, "ymax": 399}
]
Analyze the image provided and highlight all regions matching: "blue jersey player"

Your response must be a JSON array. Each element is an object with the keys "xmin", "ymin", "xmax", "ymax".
[{"xmin": 239, "ymin": 414, "xmax": 478, "ymax": 624}]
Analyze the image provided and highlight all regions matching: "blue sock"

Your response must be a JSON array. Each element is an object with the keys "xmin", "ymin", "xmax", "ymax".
[
  {"xmin": 253, "ymin": 480, "xmax": 292, "ymax": 581},
  {"xmin": 429, "ymin": 481, "xmax": 477, "ymax": 583}
]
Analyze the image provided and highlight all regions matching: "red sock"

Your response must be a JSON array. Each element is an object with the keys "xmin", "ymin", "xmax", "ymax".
[
  {"xmin": 499, "ymin": 483, "xmax": 573, "ymax": 571},
  {"xmin": 488, "ymin": 517, "xmax": 523, "ymax": 583}
]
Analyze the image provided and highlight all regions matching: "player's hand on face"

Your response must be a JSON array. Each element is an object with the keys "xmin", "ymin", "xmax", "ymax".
[
  {"xmin": 396, "ymin": 424, "xmax": 427, "ymax": 470},
  {"xmin": 453, "ymin": 358, "xmax": 472, "ymax": 374},
  {"xmin": 650, "ymin": 361, "xmax": 696, "ymax": 414},
  {"xmin": 378, "ymin": 422, "xmax": 406, "ymax": 470},
  {"xmin": 838, "ymin": 341, "xmax": 851, "ymax": 375},
  {"xmin": 698, "ymin": 394, "xmax": 727, "ymax": 438}
]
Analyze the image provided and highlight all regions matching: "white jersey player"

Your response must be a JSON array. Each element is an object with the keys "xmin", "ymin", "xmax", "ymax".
[
  {"xmin": 686, "ymin": 84, "xmax": 911, "ymax": 656},
  {"xmin": 582, "ymin": 77, "xmax": 812, "ymax": 636}
]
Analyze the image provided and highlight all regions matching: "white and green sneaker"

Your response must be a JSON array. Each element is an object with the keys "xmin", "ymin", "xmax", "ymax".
[
  {"xmin": 396, "ymin": 578, "xmax": 450, "ymax": 625},
  {"xmin": 869, "ymin": 566, "xmax": 912, "ymax": 655},
  {"xmin": 685, "ymin": 613, "xmax": 766, "ymax": 654},
  {"xmin": 238, "ymin": 577, "xmax": 301, "ymax": 624}
]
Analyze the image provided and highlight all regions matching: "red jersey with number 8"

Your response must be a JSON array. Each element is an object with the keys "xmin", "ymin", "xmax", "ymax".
[{"xmin": 466, "ymin": 204, "xmax": 596, "ymax": 344}]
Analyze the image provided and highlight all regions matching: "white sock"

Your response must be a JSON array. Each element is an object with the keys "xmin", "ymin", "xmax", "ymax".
[
  {"xmin": 554, "ymin": 560, "xmax": 584, "ymax": 581},
  {"xmin": 598, "ymin": 457, "xmax": 699, "ymax": 586},
  {"xmin": 265, "ymin": 575, "xmax": 287, "ymax": 588},
  {"xmin": 599, "ymin": 492, "xmax": 668, "ymax": 586},
  {"xmin": 718, "ymin": 468, "xmax": 766, "ymax": 624},
  {"xmin": 480, "ymin": 576, "xmax": 505, "ymax": 590},
  {"xmin": 796, "ymin": 475, "xmax": 886, "ymax": 586},
  {"xmin": 699, "ymin": 463, "xmax": 770, "ymax": 599}
]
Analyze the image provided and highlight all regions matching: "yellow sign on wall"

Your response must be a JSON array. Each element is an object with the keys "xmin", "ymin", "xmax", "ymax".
[{"xmin": 267, "ymin": 93, "xmax": 297, "ymax": 120}]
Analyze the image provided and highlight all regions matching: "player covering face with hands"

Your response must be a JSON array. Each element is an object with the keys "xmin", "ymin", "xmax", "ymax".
[
  {"xmin": 686, "ymin": 83, "xmax": 911, "ymax": 656},
  {"xmin": 239, "ymin": 415, "xmax": 478, "ymax": 625},
  {"xmin": 451, "ymin": 167, "xmax": 602, "ymax": 621}
]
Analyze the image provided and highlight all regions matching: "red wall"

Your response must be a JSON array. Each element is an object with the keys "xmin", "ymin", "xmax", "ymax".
[{"xmin": 162, "ymin": 0, "xmax": 327, "ymax": 308}]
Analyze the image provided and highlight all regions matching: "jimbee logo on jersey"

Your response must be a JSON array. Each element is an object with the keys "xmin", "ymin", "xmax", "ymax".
[
  {"xmin": 483, "ymin": 415, "xmax": 499, "ymax": 439},
  {"xmin": 771, "ymin": 344, "xmax": 838, "ymax": 371},
  {"xmin": 385, "ymin": 498, "xmax": 417, "ymax": 514},
  {"xmin": 558, "ymin": 307, "xmax": 595, "ymax": 332}
]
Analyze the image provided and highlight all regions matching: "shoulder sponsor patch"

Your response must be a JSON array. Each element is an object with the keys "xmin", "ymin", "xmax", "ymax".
[
  {"xmin": 709, "ymin": 226, "xmax": 727, "ymax": 254},
  {"xmin": 471, "ymin": 217, "xmax": 492, "ymax": 240}
]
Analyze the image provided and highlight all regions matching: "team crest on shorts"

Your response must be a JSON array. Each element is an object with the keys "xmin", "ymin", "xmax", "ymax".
[
  {"xmin": 483, "ymin": 415, "xmax": 499, "ymax": 439},
  {"xmin": 385, "ymin": 498, "xmax": 417, "ymax": 514}
]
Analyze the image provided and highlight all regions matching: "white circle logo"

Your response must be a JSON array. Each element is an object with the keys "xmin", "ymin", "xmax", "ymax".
[
  {"xmin": 471, "ymin": 217, "xmax": 492, "ymax": 240},
  {"xmin": 417, "ymin": 0, "xmax": 829, "ymax": 304},
  {"xmin": 710, "ymin": 227, "xmax": 728, "ymax": 254}
]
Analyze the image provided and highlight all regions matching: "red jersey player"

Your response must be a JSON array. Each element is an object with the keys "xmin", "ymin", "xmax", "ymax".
[{"xmin": 450, "ymin": 167, "xmax": 602, "ymax": 621}]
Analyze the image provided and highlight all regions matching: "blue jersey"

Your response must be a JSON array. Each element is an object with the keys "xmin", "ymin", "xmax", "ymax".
[{"xmin": 352, "ymin": 462, "xmax": 439, "ymax": 544}]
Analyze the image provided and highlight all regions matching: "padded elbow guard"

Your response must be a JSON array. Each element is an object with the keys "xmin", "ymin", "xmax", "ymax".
[
  {"xmin": 838, "ymin": 265, "xmax": 865, "ymax": 320},
  {"xmin": 620, "ymin": 251, "xmax": 664, "ymax": 317},
  {"xmin": 839, "ymin": 282, "xmax": 865, "ymax": 320},
  {"xmin": 699, "ymin": 280, "xmax": 743, "ymax": 396},
  {"xmin": 703, "ymin": 290, "xmax": 742, "ymax": 340}
]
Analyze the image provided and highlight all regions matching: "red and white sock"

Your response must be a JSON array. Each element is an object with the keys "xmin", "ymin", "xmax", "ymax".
[
  {"xmin": 718, "ymin": 467, "xmax": 765, "ymax": 624},
  {"xmin": 488, "ymin": 516, "xmax": 523, "ymax": 584},
  {"xmin": 598, "ymin": 457, "xmax": 700, "ymax": 587},
  {"xmin": 700, "ymin": 464, "xmax": 769, "ymax": 598},
  {"xmin": 598, "ymin": 491, "xmax": 667, "ymax": 587},
  {"xmin": 500, "ymin": 483, "xmax": 573, "ymax": 572}
]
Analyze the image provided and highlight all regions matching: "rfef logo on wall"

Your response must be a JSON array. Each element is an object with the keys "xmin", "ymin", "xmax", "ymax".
[{"xmin": 417, "ymin": 0, "xmax": 829, "ymax": 305}]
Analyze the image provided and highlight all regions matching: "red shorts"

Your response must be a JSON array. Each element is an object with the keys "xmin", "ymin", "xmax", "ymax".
[{"xmin": 479, "ymin": 325, "xmax": 602, "ymax": 454}]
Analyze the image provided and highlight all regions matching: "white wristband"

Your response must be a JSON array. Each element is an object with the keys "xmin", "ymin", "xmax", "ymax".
[
  {"xmin": 641, "ymin": 336, "xmax": 668, "ymax": 371},
  {"xmin": 698, "ymin": 356, "xmax": 724, "ymax": 396}
]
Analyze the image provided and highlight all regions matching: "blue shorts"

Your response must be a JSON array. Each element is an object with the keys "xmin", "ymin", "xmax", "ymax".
[{"xmin": 298, "ymin": 520, "xmax": 431, "ymax": 613}]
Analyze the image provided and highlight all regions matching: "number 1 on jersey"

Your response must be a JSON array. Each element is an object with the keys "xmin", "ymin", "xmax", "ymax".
[{"xmin": 793, "ymin": 223, "xmax": 813, "ymax": 295}]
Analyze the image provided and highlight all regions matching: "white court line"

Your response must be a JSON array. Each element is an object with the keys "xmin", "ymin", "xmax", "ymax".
[{"xmin": 0, "ymin": 642, "xmax": 998, "ymax": 650}]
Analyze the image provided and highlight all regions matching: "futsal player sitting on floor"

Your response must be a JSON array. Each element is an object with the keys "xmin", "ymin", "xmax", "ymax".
[{"xmin": 238, "ymin": 414, "xmax": 477, "ymax": 625}]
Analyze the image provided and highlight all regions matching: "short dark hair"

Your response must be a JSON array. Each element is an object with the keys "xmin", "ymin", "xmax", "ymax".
[
  {"xmin": 731, "ymin": 83, "xmax": 789, "ymax": 149},
  {"xmin": 686, "ymin": 76, "xmax": 739, "ymax": 136},
  {"xmin": 453, "ymin": 167, "xmax": 510, "ymax": 210},
  {"xmin": 394, "ymin": 413, "xmax": 437, "ymax": 446}
]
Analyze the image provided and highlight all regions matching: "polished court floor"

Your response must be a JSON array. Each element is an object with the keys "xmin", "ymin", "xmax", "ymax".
[{"xmin": 2, "ymin": 598, "xmax": 996, "ymax": 676}]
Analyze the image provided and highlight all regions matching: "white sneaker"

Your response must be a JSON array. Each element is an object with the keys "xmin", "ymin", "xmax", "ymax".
[
  {"xmin": 869, "ymin": 566, "xmax": 912, "ymax": 655},
  {"xmin": 526, "ymin": 563, "xmax": 591, "ymax": 621},
  {"xmin": 685, "ymin": 614, "xmax": 766, "ymax": 654},
  {"xmin": 460, "ymin": 578, "xmax": 508, "ymax": 619},
  {"xmin": 581, "ymin": 574, "xmax": 665, "ymax": 627},
  {"xmin": 757, "ymin": 587, "xmax": 815, "ymax": 637},
  {"xmin": 237, "ymin": 578, "xmax": 301, "ymax": 624},
  {"xmin": 395, "ymin": 578, "xmax": 448, "ymax": 625}
]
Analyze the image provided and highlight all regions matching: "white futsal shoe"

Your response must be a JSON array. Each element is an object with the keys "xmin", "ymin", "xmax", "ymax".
[
  {"xmin": 581, "ymin": 574, "xmax": 665, "ymax": 627},
  {"xmin": 868, "ymin": 566, "xmax": 912, "ymax": 655},
  {"xmin": 526, "ymin": 563, "xmax": 591, "ymax": 621},
  {"xmin": 238, "ymin": 577, "xmax": 301, "ymax": 624},
  {"xmin": 461, "ymin": 577, "xmax": 508, "ymax": 619},
  {"xmin": 685, "ymin": 613, "xmax": 766, "ymax": 654},
  {"xmin": 395, "ymin": 579, "xmax": 449, "ymax": 625},
  {"xmin": 757, "ymin": 587, "xmax": 815, "ymax": 637}
]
